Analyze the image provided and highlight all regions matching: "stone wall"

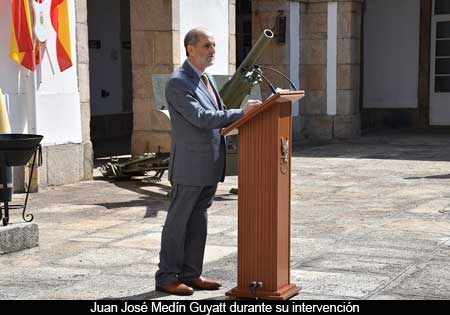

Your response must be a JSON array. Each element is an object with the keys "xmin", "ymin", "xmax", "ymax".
[
  {"xmin": 298, "ymin": 0, "xmax": 362, "ymax": 141},
  {"xmin": 335, "ymin": 0, "xmax": 362, "ymax": 139},
  {"xmin": 39, "ymin": 144, "xmax": 86, "ymax": 187},
  {"xmin": 130, "ymin": 0, "xmax": 238, "ymax": 155},
  {"xmin": 251, "ymin": 0, "xmax": 361, "ymax": 142},
  {"xmin": 130, "ymin": 0, "xmax": 179, "ymax": 155},
  {"xmin": 229, "ymin": 0, "xmax": 237, "ymax": 74},
  {"xmin": 298, "ymin": 0, "xmax": 329, "ymax": 140},
  {"xmin": 251, "ymin": 0, "xmax": 291, "ymax": 98}
]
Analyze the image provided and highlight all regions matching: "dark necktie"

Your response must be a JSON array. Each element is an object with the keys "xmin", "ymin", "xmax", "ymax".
[{"xmin": 201, "ymin": 73, "xmax": 220, "ymax": 109}]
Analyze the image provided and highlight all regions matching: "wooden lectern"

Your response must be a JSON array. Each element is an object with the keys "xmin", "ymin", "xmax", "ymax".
[{"xmin": 221, "ymin": 91, "xmax": 305, "ymax": 300}]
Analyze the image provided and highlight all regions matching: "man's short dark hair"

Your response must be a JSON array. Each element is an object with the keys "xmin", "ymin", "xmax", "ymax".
[{"xmin": 184, "ymin": 28, "xmax": 207, "ymax": 57}]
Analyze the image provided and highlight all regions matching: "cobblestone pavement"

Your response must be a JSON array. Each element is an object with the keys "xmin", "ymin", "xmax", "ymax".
[{"xmin": 1, "ymin": 130, "xmax": 450, "ymax": 300}]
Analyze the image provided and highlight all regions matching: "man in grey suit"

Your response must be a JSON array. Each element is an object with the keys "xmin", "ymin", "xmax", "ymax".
[{"xmin": 155, "ymin": 28, "xmax": 261, "ymax": 295}]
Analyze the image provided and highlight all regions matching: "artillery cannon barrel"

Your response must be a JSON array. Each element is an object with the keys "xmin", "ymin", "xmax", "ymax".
[{"xmin": 219, "ymin": 29, "xmax": 274, "ymax": 109}]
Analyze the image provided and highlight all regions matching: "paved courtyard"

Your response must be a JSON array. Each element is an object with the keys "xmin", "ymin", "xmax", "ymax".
[{"xmin": 1, "ymin": 130, "xmax": 450, "ymax": 300}]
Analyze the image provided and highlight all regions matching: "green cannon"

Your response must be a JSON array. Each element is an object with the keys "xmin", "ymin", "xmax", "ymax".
[
  {"xmin": 222, "ymin": 29, "xmax": 274, "ymax": 175},
  {"xmin": 220, "ymin": 29, "xmax": 274, "ymax": 109}
]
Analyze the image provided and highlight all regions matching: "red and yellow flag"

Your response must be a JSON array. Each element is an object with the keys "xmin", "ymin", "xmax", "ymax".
[
  {"xmin": 51, "ymin": 0, "xmax": 73, "ymax": 72},
  {"xmin": 9, "ymin": 0, "xmax": 36, "ymax": 71}
]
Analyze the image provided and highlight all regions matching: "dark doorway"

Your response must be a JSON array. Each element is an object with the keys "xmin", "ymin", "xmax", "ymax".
[
  {"xmin": 236, "ymin": 0, "xmax": 252, "ymax": 67},
  {"xmin": 87, "ymin": 0, "xmax": 132, "ymax": 158}
]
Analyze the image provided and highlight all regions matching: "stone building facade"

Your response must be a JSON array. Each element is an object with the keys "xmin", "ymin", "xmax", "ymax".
[
  {"xmin": 127, "ymin": 0, "xmax": 364, "ymax": 155},
  {"xmin": 54, "ymin": 0, "xmax": 450, "ymax": 179},
  {"xmin": 129, "ymin": 0, "xmax": 238, "ymax": 154},
  {"xmin": 1, "ymin": 0, "xmax": 446, "ymax": 187}
]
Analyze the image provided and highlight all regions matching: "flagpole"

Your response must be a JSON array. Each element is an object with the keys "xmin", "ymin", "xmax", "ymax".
[
  {"xmin": 38, "ymin": 42, "xmax": 43, "ymax": 84},
  {"xmin": 30, "ymin": 5, "xmax": 38, "ymax": 135},
  {"xmin": 44, "ymin": 43, "xmax": 56, "ymax": 75},
  {"xmin": 31, "ymin": 65, "xmax": 38, "ymax": 135}
]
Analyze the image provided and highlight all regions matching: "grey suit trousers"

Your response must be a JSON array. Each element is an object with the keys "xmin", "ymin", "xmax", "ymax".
[{"xmin": 155, "ymin": 183, "xmax": 217, "ymax": 286}]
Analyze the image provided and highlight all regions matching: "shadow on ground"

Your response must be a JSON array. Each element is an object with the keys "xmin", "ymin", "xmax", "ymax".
[{"xmin": 293, "ymin": 128, "xmax": 450, "ymax": 162}]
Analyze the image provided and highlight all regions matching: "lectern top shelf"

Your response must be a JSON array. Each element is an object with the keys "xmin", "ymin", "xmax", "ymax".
[{"xmin": 220, "ymin": 91, "xmax": 305, "ymax": 136}]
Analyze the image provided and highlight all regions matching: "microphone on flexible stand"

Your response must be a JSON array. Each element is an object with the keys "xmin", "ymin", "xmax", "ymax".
[
  {"xmin": 253, "ymin": 65, "xmax": 298, "ymax": 91},
  {"xmin": 240, "ymin": 64, "xmax": 297, "ymax": 100},
  {"xmin": 251, "ymin": 66, "xmax": 277, "ymax": 94}
]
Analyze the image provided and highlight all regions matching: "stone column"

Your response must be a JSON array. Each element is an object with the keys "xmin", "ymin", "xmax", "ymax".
[
  {"xmin": 130, "ymin": 0, "xmax": 180, "ymax": 155},
  {"xmin": 298, "ymin": 0, "xmax": 329, "ymax": 140},
  {"xmin": 75, "ymin": 0, "xmax": 93, "ymax": 179},
  {"xmin": 298, "ymin": 0, "xmax": 362, "ymax": 141},
  {"xmin": 251, "ymin": 0, "xmax": 318, "ymax": 142},
  {"xmin": 335, "ymin": 0, "xmax": 362, "ymax": 139},
  {"xmin": 229, "ymin": 0, "xmax": 237, "ymax": 73}
]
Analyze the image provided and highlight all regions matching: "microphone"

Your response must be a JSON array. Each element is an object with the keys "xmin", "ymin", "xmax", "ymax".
[
  {"xmin": 251, "ymin": 66, "xmax": 277, "ymax": 94},
  {"xmin": 240, "ymin": 65, "xmax": 297, "ymax": 97}
]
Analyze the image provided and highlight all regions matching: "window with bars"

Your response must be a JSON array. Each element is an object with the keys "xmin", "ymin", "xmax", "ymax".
[{"xmin": 434, "ymin": 8, "xmax": 450, "ymax": 92}]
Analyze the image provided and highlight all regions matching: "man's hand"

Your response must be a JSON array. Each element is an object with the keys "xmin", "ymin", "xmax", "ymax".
[{"xmin": 242, "ymin": 99, "xmax": 262, "ymax": 114}]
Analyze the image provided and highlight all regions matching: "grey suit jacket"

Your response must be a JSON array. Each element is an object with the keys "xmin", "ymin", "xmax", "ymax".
[{"xmin": 165, "ymin": 61, "xmax": 244, "ymax": 186}]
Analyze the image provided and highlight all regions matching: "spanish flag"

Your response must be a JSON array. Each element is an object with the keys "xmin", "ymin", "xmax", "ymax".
[
  {"xmin": 9, "ymin": 0, "xmax": 36, "ymax": 71},
  {"xmin": 51, "ymin": 0, "xmax": 72, "ymax": 72}
]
